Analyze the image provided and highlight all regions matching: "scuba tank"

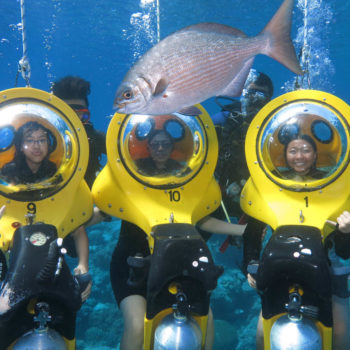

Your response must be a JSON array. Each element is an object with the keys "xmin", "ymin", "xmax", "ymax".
[
  {"xmin": 270, "ymin": 314, "xmax": 321, "ymax": 350},
  {"xmin": 270, "ymin": 287, "xmax": 322, "ymax": 350},
  {"xmin": 154, "ymin": 292, "xmax": 202, "ymax": 350},
  {"xmin": 13, "ymin": 302, "xmax": 68, "ymax": 350},
  {"xmin": 154, "ymin": 309, "xmax": 202, "ymax": 350},
  {"xmin": 13, "ymin": 329, "xmax": 67, "ymax": 350}
]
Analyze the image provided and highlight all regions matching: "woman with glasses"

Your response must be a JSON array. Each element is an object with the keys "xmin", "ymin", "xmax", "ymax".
[
  {"xmin": 1, "ymin": 121, "xmax": 57, "ymax": 185},
  {"xmin": 1, "ymin": 120, "xmax": 92, "ymax": 304},
  {"xmin": 136, "ymin": 129, "xmax": 185, "ymax": 176}
]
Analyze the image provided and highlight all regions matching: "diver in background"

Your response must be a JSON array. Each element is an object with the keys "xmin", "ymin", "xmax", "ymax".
[
  {"xmin": 1, "ymin": 121, "xmax": 57, "ymax": 184},
  {"xmin": 51, "ymin": 76, "xmax": 106, "ymax": 189},
  {"xmin": 51, "ymin": 76, "xmax": 110, "ymax": 301},
  {"xmin": 213, "ymin": 69, "xmax": 273, "ymax": 219},
  {"xmin": 52, "ymin": 75, "xmax": 111, "ymax": 227}
]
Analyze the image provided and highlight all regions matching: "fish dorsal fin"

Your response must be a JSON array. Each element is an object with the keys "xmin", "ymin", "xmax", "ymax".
[
  {"xmin": 219, "ymin": 58, "xmax": 254, "ymax": 97},
  {"xmin": 178, "ymin": 22, "xmax": 247, "ymax": 38},
  {"xmin": 153, "ymin": 78, "xmax": 168, "ymax": 96},
  {"xmin": 178, "ymin": 106, "xmax": 202, "ymax": 116}
]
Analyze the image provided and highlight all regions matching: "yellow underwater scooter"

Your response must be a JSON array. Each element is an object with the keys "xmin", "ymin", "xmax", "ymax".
[
  {"xmin": 92, "ymin": 105, "xmax": 223, "ymax": 349},
  {"xmin": 0, "ymin": 87, "xmax": 93, "ymax": 349},
  {"xmin": 241, "ymin": 89, "xmax": 350, "ymax": 349}
]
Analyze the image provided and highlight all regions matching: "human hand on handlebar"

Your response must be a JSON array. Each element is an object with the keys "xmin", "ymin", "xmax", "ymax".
[
  {"xmin": 326, "ymin": 210, "xmax": 350, "ymax": 234},
  {"xmin": 74, "ymin": 264, "xmax": 92, "ymax": 302},
  {"xmin": 247, "ymin": 273, "xmax": 257, "ymax": 289}
]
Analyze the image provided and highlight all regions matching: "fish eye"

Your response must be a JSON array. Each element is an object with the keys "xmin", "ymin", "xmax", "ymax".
[{"xmin": 122, "ymin": 90, "xmax": 133, "ymax": 100}]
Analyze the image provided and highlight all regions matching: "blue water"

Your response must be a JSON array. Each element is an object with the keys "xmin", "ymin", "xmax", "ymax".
[{"xmin": 0, "ymin": 0, "xmax": 349, "ymax": 348}]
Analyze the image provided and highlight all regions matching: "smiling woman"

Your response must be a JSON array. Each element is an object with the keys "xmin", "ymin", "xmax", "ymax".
[{"xmin": 281, "ymin": 134, "xmax": 326, "ymax": 181}]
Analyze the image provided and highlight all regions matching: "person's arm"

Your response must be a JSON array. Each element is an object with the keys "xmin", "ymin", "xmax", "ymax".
[
  {"xmin": 71, "ymin": 226, "xmax": 91, "ymax": 301},
  {"xmin": 71, "ymin": 226, "xmax": 89, "ymax": 273},
  {"xmin": 327, "ymin": 211, "xmax": 350, "ymax": 259},
  {"xmin": 197, "ymin": 216, "xmax": 246, "ymax": 236},
  {"xmin": 334, "ymin": 211, "xmax": 350, "ymax": 233},
  {"xmin": 242, "ymin": 217, "xmax": 266, "ymax": 273}
]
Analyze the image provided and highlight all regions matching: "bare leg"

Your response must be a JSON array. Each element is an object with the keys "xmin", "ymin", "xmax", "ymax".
[
  {"xmin": 332, "ymin": 295, "xmax": 350, "ymax": 350},
  {"xmin": 204, "ymin": 308, "xmax": 214, "ymax": 350},
  {"xmin": 119, "ymin": 295, "xmax": 146, "ymax": 350},
  {"xmin": 256, "ymin": 311, "xmax": 264, "ymax": 350}
]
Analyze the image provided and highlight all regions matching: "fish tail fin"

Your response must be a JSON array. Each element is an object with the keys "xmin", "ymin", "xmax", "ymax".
[{"xmin": 260, "ymin": 0, "xmax": 302, "ymax": 75}]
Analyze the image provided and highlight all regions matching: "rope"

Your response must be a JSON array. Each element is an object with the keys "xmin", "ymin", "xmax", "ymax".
[
  {"xmin": 18, "ymin": 0, "xmax": 31, "ymax": 86},
  {"xmin": 220, "ymin": 200, "xmax": 231, "ymax": 224}
]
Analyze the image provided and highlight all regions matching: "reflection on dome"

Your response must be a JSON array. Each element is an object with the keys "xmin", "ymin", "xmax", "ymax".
[
  {"xmin": 0, "ymin": 102, "xmax": 78, "ymax": 201},
  {"xmin": 118, "ymin": 113, "xmax": 207, "ymax": 188}
]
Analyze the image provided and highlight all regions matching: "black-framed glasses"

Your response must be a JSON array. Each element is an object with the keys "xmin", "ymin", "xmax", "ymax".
[
  {"xmin": 149, "ymin": 141, "xmax": 172, "ymax": 149},
  {"xmin": 23, "ymin": 138, "xmax": 48, "ymax": 146}
]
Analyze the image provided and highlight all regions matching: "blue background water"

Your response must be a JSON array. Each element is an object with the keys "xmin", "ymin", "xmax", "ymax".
[{"xmin": 0, "ymin": 0, "xmax": 348, "ymax": 348}]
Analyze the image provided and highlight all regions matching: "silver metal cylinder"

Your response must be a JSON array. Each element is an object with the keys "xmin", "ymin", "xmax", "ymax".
[
  {"xmin": 270, "ymin": 314, "xmax": 322, "ymax": 350},
  {"xmin": 13, "ymin": 327, "xmax": 68, "ymax": 350},
  {"xmin": 154, "ymin": 312, "xmax": 202, "ymax": 350}
]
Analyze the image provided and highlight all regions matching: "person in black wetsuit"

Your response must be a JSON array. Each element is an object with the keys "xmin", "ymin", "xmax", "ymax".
[
  {"xmin": 52, "ymin": 75, "xmax": 109, "ymax": 301},
  {"xmin": 51, "ymin": 76, "xmax": 106, "ymax": 189},
  {"xmin": 110, "ymin": 127, "xmax": 247, "ymax": 350},
  {"xmin": 111, "ymin": 216, "xmax": 246, "ymax": 350},
  {"xmin": 199, "ymin": 71, "xmax": 273, "ymax": 248},
  {"xmin": 1, "ymin": 121, "xmax": 57, "ymax": 185},
  {"xmin": 213, "ymin": 69, "xmax": 273, "ymax": 220},
  {"xmin": 52, "ymin": 76, "xmax": 110, "ymax": 229}
]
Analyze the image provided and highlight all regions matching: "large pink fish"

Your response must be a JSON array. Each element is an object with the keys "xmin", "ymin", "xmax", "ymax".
[{"xmin": 114, "ymin": 0, "xmax": 302, "ymax": 116}]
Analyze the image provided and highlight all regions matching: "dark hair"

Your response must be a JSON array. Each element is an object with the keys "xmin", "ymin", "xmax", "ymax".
[
  {"xmin": 14, "ymin": 121, "xmax": 56, "ymax": 161},
  {"xmin": 51, "ymin": 76, "xmax": 91, "ymax": 107},
  {"xmin": 148, "ymin": 129, "xmax": 173, "ymax": 144},
  {"xmin": 254, "ymin": 72, "xmax": 274, "ymax": 97},
  {"xmin": 285, "ymin": 134, "xmax": 317, "ymax": 152}
]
